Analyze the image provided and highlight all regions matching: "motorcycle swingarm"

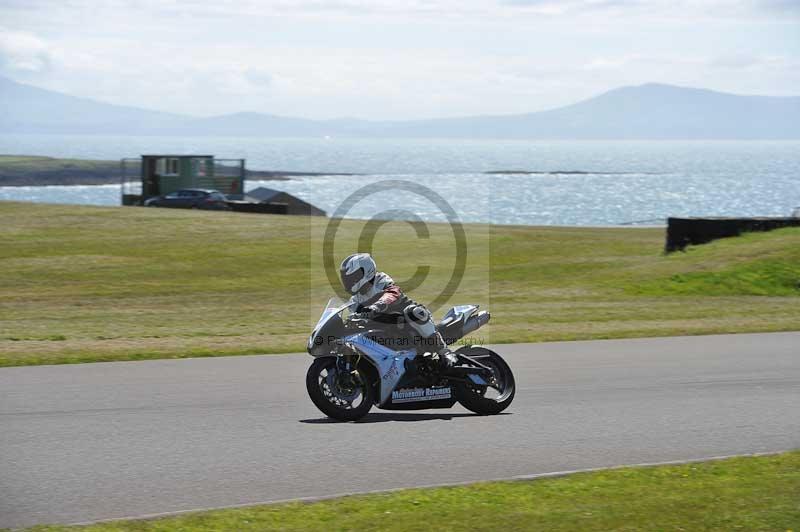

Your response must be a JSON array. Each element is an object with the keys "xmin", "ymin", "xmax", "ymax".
[
  {"xmin": 443, "ymin": 366, "xmax": 493, "ymax": 381},
  {"xmin": 455, "ymin": 353, "xmax": 493, "ymax": 373},
  {"xmin": 457, "ymin": 351, "xmax": 491, "ymax": 363}
]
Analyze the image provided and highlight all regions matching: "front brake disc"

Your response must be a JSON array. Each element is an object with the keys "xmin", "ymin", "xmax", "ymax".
[{"xmin": 326, "ymin": 370, "xmax": 360, "ymax": 404}]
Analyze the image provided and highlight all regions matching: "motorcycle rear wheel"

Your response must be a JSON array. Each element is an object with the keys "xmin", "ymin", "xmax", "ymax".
[
  {"xmin": 453, "ymin": 347, "xmax": 515, "ymax": 415},
  {"xmin": 306, "ymin": 357, "xmax": 374, "ymax": 421}
]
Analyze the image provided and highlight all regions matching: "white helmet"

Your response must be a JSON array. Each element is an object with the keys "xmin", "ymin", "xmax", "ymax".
[{"xmin": 340, "ymin": 253, "xmax": 377, "ymax": 294}]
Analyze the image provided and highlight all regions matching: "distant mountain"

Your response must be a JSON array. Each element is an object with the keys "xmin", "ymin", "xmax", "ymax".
[
  {"xmin": 376, "ymin": 83, "xmax": 800, "ymax": 139},
  {"xmin": 1, "ymin": 76, "xmax": 799, "ymax": 139},
  {"xmin": 0, "ymin": 76, "xmax": 189, "ymax": 134}
]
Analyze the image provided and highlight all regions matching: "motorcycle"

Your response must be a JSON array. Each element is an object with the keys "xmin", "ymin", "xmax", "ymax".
[{"xmin": 306, "ymin": 298, "xmax": 515, "ymax": 421}]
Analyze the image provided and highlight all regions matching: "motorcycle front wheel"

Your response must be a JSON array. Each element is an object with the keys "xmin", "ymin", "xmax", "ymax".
[
  {"xmin": 306, "ymin": 357, "xmax": 374, "ymax": 421},
  {"xmin": 453, "ymin": 347, "xmax": 515, "ymax": 415}
]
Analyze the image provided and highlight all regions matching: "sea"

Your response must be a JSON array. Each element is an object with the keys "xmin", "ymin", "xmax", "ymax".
[{"xmin": 1, "ymin": 134, "xmax": 798, "ymax": 226}]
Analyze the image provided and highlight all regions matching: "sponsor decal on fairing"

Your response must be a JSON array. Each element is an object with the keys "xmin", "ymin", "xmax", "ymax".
[{"xmin": 391, "ymin": 386, "xmax": 452, "ymax": 403}]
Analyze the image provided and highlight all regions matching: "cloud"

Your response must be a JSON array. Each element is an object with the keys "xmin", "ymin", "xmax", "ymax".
[
  {"xmin": 0, "ymin": 0, "xmax": 796, "ymax": 118},
  {"xmin": 501, "ymin": 0, "xmax": 800, "ymax": 20},
  {"xmin": 209, "ymin": 67, "xmax": 274, "ymax": 95},
  {"xmin": 501, "ymin": 0, "xmax": 644, "ymax": 13},
  {"xmin": 579, "ymin": 51, "xmax": 799, "ymax": 76},
  {"xmin": 710, "ymin": 53, "xmax": 762, "ymax": 70},
  {"xmin": 0, "ymin": 27, "xmax": 52, "ymax": 73},
  {"xmin": 709, "ymin": 53, "xmax": 800, "ymax": 74},
  {"xmin": 1, "ymin": 0, "xmax": 798, "ymax": 27},
  {"xmin": 243, "ymin": 68, "xmax": 273, "ymax": 88},
  {"xmin": 755, "ymin": 0, "xmax": 800, "ymax": 14}
]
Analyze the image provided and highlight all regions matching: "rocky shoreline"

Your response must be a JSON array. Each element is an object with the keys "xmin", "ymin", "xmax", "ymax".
[{"xmin": 0, "ymin": 155, "xmax": 354, "ymax": 187}]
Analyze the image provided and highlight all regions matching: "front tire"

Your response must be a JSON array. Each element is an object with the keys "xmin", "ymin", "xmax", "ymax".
[
  {"xmin": 454, "ymin": 347, "xmax": 515, "ymax": 415},
  {"xmin": 306, "ymin": 357, "xmax": 374, "ymax": 421}
]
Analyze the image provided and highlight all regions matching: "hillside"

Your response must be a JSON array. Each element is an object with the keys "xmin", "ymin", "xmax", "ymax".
[
  {"xmin": 383, "ymin": 84, "xmax": 800, "ymax": 139},
  {"xmin": 0, "ymin": 75, "xmax": 186, "ymax": 134},
  {"xmin": 0, "ymin": 201, "xmax": 798, "ymax": 366},
  {"xmin": 2, "ymin": 76, "xmax": 799, "ymax": 139}
]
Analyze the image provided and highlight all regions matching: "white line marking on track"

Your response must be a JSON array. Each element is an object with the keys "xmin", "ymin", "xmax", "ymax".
[{"xmin": 64, "ymin": 450, "xmax": 791, "ymax": 527}]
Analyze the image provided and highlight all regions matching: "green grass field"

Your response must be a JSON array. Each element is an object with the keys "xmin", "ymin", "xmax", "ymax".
[
  {"xmin": 1, "ymin": 201, "xmax": 799, "ymax": 366},
  {"xmin": 24, "ymin": 451, "xmax": 800, "ymax": 531}
]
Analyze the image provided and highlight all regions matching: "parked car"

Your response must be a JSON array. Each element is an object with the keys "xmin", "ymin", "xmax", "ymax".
[{"xmin": 144, "ymin": 189, "xmax": 229, "ymax": 210}]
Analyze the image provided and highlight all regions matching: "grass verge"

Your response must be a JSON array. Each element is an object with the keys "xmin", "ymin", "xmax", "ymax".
[
  {"xmin": 1, "ymin": 201, "xmax": 799, "ymax": 366},
  {"xmin": 24, "ymin": 451, "xmax": 800, "ymax": 531}
]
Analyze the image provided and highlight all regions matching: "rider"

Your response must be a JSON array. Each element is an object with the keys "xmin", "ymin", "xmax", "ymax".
[{"xmin": 339, "ymin": 253, "xmax": 458, "ymax": 369}]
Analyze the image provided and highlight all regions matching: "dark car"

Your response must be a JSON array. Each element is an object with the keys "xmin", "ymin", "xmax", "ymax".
[{"xmin": 144, "ymin": 189, "xmax": 230, "ymax": 210}]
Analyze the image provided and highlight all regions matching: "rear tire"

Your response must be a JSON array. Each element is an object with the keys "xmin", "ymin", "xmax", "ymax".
[
  {"xmin": 306, "ymin": 357, "xmax": 374, "ymax": 421},
  {"xmin": 454, "ymin": 347, "xmax": 515, "ymax": 415}
]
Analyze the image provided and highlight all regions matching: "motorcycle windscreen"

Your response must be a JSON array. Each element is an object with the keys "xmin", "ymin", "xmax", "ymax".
[{"xmin": 308, "ymin": 298, "xmax": 352, "ymax": 351}]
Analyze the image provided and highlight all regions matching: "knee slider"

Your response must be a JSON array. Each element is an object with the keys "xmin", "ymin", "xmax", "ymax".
[{"xmin": 404, "ymin": 304, "xmax": 436, "ymax": 337}]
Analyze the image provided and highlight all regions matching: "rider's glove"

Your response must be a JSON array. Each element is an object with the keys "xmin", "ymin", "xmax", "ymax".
[
  {"xmin": 354, "ymin": 301, "xmax": 387, "ymax": 320},
  {"xmin": 366, "ymin": 301, "xmax": 388, "ymax": 317}
]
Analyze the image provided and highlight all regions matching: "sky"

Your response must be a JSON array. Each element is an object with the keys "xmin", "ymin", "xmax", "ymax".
[{"xmin": 0, "ymin": 0, "xmax": 798, "ymax": 120}]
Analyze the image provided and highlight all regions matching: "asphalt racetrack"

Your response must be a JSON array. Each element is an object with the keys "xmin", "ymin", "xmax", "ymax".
[{"xmin": 2, "ymin": 332, "xmax": 799, "ymax": 528}]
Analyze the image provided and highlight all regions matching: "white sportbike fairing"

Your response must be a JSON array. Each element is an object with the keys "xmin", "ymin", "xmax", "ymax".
[
  {"xmin": 305, "ymin": 297, "xmax": 515, "ymax": 421},
  {"xmin": 343, "ymin": 333, "xmax": 417, "ymax": 405}
]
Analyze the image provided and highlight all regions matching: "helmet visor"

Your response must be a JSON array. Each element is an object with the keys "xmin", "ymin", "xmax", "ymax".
[{"xmin": 341, "ymin": 267, "xmax": 364, "ymax": 293}]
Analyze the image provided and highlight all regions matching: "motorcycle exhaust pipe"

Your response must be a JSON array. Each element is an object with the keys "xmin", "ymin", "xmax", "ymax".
[{"xmin": 461, "ymin": 310, "xmax": 490, "ymax": 338}]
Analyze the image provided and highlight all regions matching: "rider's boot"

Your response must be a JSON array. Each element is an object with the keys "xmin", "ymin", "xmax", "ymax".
[{"xmin": 431, "ymin": 332, "xmax": 459, "ymax": 374}]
